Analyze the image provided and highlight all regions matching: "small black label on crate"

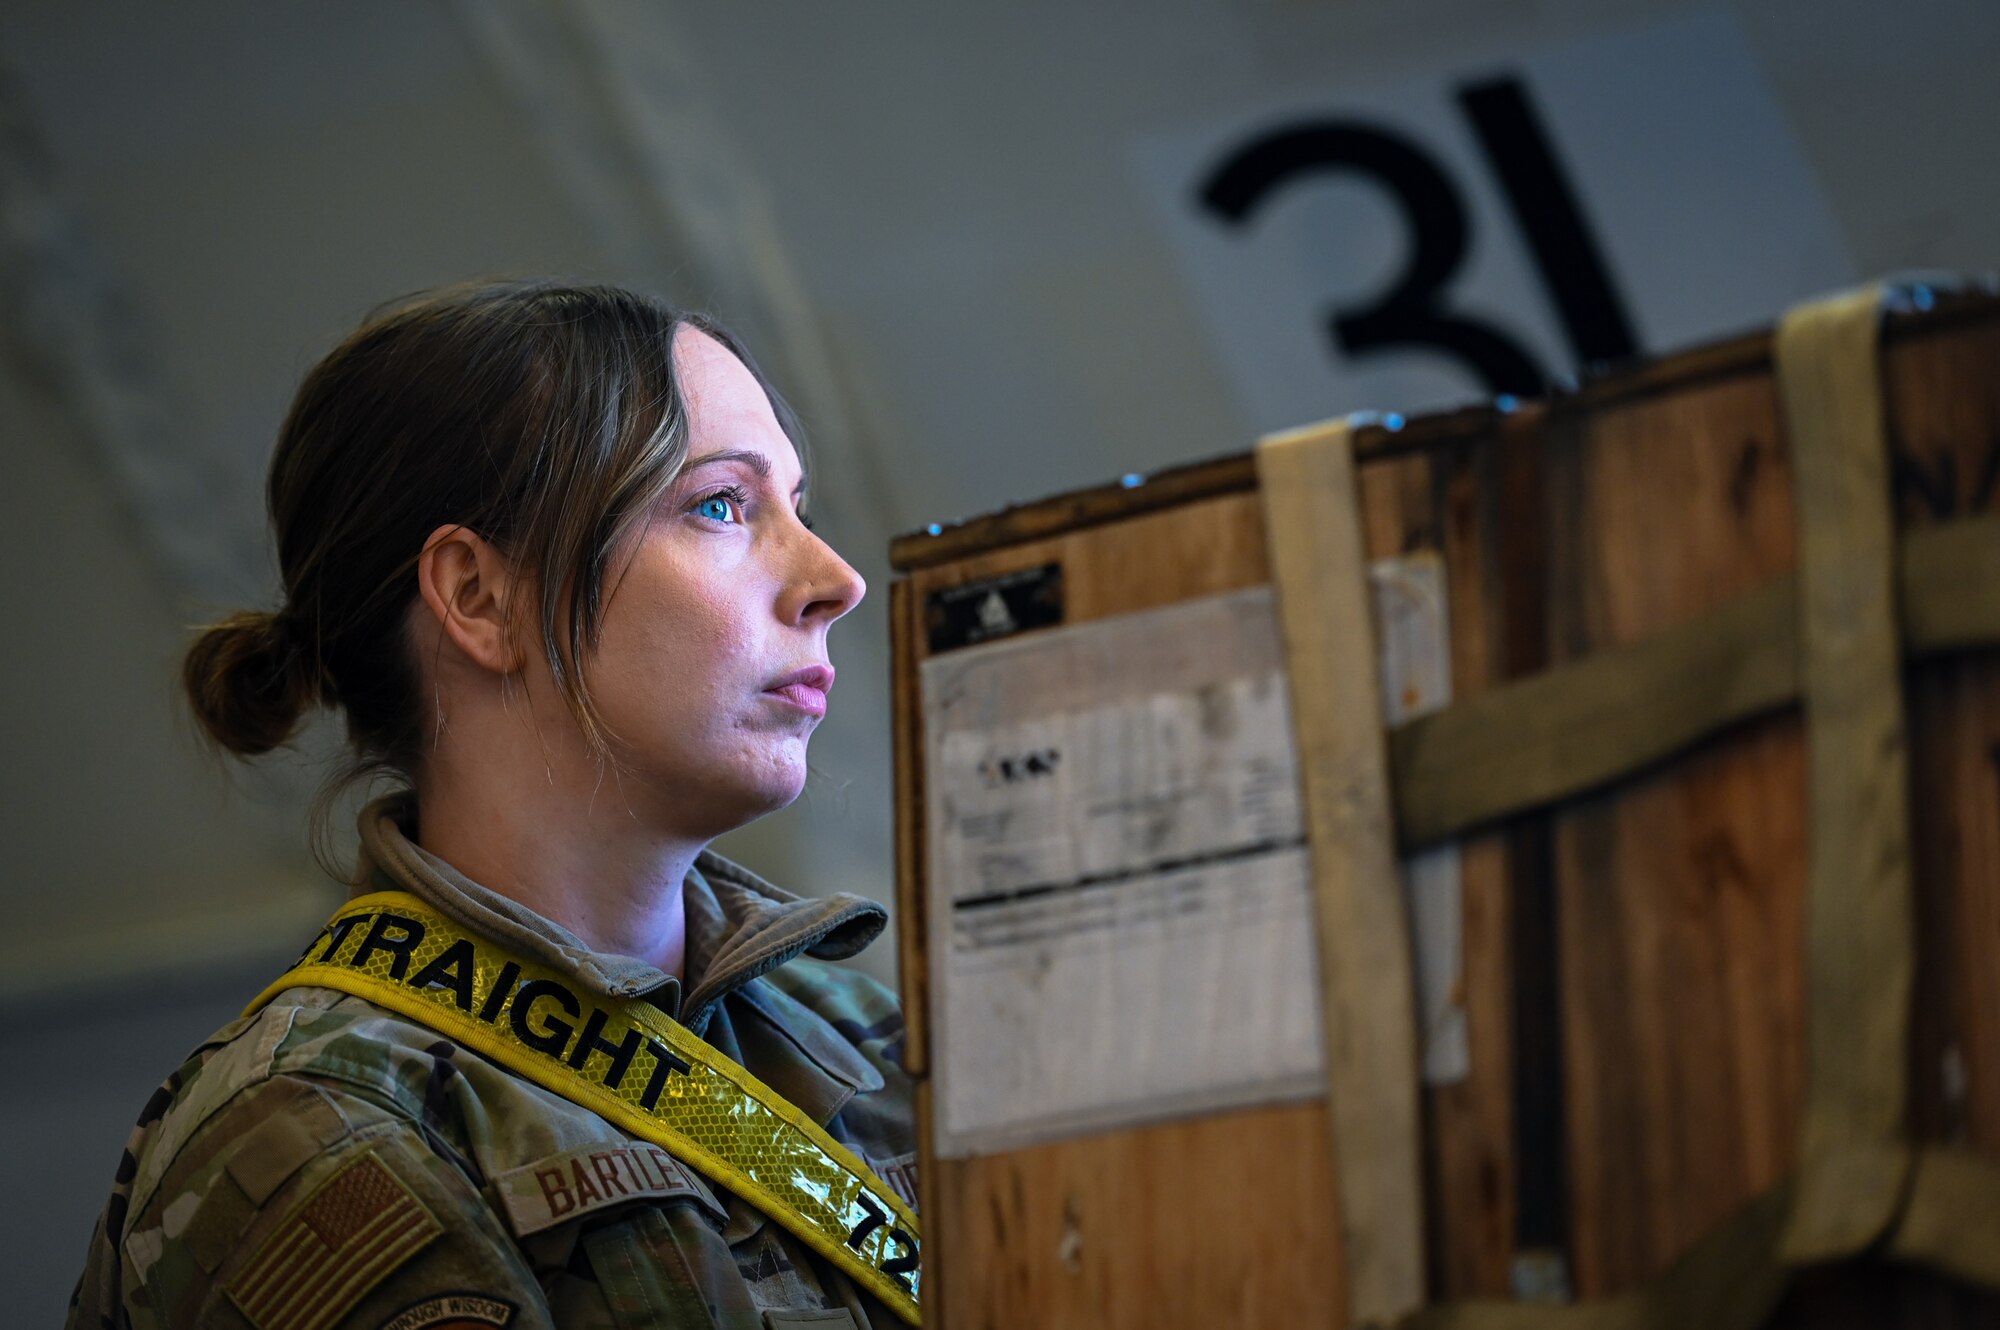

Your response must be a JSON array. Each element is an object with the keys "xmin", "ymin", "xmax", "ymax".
[{"xmin": 926, "ymin": 563, "xmax": 1064, "ymax": 654}]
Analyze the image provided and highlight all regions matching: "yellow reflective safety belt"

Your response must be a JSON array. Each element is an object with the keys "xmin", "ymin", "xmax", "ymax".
[{"xmin": 244, "ymin": 891, "xmax": 922, "ymax": 1325}]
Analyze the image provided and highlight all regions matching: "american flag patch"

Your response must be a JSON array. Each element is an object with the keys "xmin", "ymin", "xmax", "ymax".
[{"xmin": 226, "ymin": 1151, "xmax": 442, "ymax": 1330}]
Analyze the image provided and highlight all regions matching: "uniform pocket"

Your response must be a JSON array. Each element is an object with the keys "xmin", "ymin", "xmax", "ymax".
[{"xmin": 580, "ymin": 1205, "xmax": 760, "ymax": 1330}]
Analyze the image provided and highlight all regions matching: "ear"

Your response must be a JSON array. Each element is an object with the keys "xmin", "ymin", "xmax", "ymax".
[{"xmin": 415, "ymin": 524, "xmax": 524, "ymax": 675}]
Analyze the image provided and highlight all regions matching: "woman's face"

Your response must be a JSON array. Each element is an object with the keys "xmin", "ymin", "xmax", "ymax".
[{"xmin": 579, "ymin": 326, "xmax": 865, "ymax": 835}]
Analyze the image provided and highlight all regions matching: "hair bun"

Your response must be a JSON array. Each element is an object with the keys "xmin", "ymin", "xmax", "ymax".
[{"xmin": 182, "ymin": 610, "xmax": 319, "ymax": 756}]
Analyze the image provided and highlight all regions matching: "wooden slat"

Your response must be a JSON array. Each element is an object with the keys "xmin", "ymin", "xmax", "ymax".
[
  {"xmin": 889, "ymin": 578, "xmax": 928, "ymax": 1078},
  {"xmin": 1544, "ymin": 352, "xmax": 1807, "ymax": 1295},
  {"xmin": 888, "ymin": 452, "xmax": 1259, "ymax": 572},
  {"xmin": 1883, "ymin": 312, "xmax": 2000, "ymax": 1161},
  {"xmin": 913, "ymin": 1079, "xmax": 946, "ymax": 1323},
  {"xmin": 1849, "ymin": 290, "xmax": 2000, "ymax": 1326},
  {"xmin": 1396, "ymin": 413, "xmax": 1518, "ymax": 1298},
  {"xmin": 1493, "ymin": 403, "xmax": 1568, "ymax": 1295},
  {"xmin": 926, "ymin": 1105, "xmax": 1343, "ymax": 1328}
]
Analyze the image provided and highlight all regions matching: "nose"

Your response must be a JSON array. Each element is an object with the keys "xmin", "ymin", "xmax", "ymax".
[{"xmin": 783, "ymin": 522, "xmax": 867, "ymax": 627}]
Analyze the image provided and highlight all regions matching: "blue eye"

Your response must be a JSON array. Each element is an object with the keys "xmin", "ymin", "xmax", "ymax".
[{"xmin": 692, "ymin": 489, "xmax": 745, "ymax": 524}]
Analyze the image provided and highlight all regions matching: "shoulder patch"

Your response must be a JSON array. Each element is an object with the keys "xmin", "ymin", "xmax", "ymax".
[
  {"xmin": 493, "ymin": 1141, "xmax": 726, "ymax": 1236},
  {"xmin": 379, "ymin": 1291, "xmax": 517, "ymax": 1329},
  {"xmin": 224, "ymin": 1081, "xmax": 351, "ymax": 1204},
  {"xmin": 226, "ymin": 1149, "xmax": 442, "ymax": 1330}
]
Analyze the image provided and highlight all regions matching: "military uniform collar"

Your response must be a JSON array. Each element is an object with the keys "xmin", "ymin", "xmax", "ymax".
[{"xmin": 352, "ymin": 795, "xmax": 887, "ymax": 1035}]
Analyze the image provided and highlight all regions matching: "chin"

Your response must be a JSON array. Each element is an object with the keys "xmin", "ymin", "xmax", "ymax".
[
  {"xmin": 694, "ymin": 750, "xmax": 811, "ymax": 833},
  {"xmin": 749, "ymin": 763, "xmax": 811, "ymax": 816}
]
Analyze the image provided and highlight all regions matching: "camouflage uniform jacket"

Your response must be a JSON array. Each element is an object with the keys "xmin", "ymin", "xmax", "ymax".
[{"xmin": 68, "ymin": 799, "xmax": 918, "ymax": 1330}]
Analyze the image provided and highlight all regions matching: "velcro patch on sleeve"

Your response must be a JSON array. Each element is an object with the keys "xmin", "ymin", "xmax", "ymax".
[
  {"xmin": 225, "ymin": 1150, "xmax": 442, "ymax": 1330},
  {"xmin": 494, "ymin": 1141, "xmax": 726, "ymax": 1236}
]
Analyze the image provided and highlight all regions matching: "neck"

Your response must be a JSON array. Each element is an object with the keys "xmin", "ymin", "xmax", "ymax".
[{"xmin": 415, "ymin": 751, "xmax": 699, "ymax": 983}]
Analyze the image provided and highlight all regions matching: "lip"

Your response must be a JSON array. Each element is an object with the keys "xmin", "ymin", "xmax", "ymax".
[{"xmin": 764, "ymin": 664, "xmax": 834, "ymax": 718}]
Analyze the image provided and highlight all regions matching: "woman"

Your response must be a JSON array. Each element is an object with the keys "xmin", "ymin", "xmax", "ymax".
[{"xmin": 67, "ymin": 281, "xmax": 919, "ymax": 1330}]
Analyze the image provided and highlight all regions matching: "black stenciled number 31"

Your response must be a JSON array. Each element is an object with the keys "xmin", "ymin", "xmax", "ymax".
[{"xmin": 1199, "ymin": 75, "xmax": 1639, "ymax": 396}]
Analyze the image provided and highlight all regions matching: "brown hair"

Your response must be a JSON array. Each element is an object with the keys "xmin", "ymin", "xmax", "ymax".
[{"xmin": 183, "ymin": 278, "xmax": 801, "ymax": 795}]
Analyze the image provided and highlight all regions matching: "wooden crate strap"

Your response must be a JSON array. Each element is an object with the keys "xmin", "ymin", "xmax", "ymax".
[
  {"xmin": 1886, "ymin": 1145, "xmax": 2000, "ymax": 1288},
  {"xmin": 1257, "ymin": 419, "xmax": 1428, "ymax": 1328},
  {"xmin": 1389, "ymin": 513, "xmax": 2000, "ymax": 849},
  {"xmin": 1776, "ymin": 282, "xmax": 1916, "ymax": 1259}
]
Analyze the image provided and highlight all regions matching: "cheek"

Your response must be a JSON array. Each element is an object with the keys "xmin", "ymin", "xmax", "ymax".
[{"xmin": 600, "ymin": 569, "xmax": 758, "ymax": 716}]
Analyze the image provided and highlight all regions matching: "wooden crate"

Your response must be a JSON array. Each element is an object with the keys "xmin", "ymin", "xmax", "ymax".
[{"xmin": 889, "ymin": 287, "xmax": 2000, "ymax": 1328}]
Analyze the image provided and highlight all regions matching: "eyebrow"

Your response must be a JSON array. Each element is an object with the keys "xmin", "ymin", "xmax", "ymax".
[{"xmin": 682, "ymin": 448, "xmax": 806, "ymax": 497}]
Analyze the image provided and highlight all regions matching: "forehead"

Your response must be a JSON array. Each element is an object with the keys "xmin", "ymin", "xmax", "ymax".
[{"xmin": 673, "ymin": 326, "xmax": 801, "ymax": 480}]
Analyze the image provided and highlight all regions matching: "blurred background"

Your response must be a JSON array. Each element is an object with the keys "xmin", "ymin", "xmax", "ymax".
[{"xmin": 2, "ymin": 0, "xmax": 1996, "ymax": 1317}]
